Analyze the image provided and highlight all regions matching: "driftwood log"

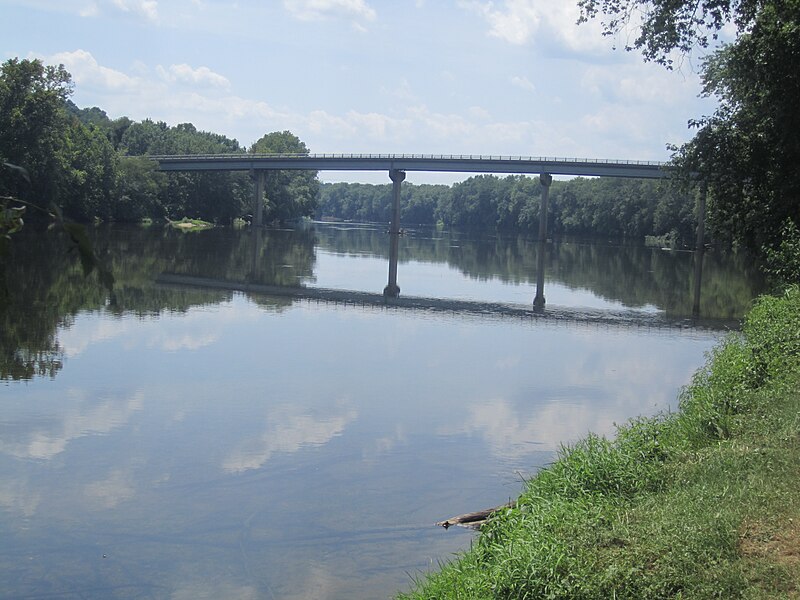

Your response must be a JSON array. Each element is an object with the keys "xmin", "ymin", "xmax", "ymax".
[{"xmin": 436, "ymin": 501, "xmax": 515, "ymax": 530}]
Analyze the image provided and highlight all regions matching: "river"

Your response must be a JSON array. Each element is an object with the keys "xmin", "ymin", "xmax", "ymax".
[{"xmin": 0, "ymin": 222, "xmax": 763, "ymax": 599}]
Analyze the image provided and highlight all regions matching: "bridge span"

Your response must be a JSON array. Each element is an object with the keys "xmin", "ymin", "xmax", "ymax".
[
  {"xmin": 153, "ymin": 152, "xmax": 670, "ymax": 179},
  {"xmin": 151, "ymin": 152, "xmax": 703, "ymax": 309}
]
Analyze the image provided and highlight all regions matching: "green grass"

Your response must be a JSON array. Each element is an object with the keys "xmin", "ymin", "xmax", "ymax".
[{"xmin": 399, "ymin": 286, "xmax": 800, "ymax": 599}]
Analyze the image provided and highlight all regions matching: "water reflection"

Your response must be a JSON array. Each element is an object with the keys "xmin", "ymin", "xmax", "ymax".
[
  {"xmin": 223, "ymin": 403, "xmax": 358, "ymax": 473},
  {"xmin": 1, "ymin": 223, "xmax": 763, "ymax": 383},
  {"xmin": 312, "ymin": 224, "xmax": 762, "ymax": 318},
  {"xmin": 0, "ymin": 222, "xmax": 766, "ymax": 598},
  {"xmin": 1, "ymin": 391, "xmax": 143, "ymax": 461},
  {"xmin": 1, "ymin": 298, "xmax": 727, "ymax": 598}
]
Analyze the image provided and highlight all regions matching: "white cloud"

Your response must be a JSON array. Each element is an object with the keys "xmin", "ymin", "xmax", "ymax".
[
  {"xmin": 461, "ymin": 0, "xmax": 540, "ymax": 45},
  {"xmin": 49, "ymin": 49, "xmax": 145, "ymax": 92},
  {"xmin": 510, "ymin": 75, "xmax": 535, "ymax": 92},
  {"xmin": 29, "ymin": 0, "xmax": 157, "ymax": 20},
  {"xmin": 580, "ymin": 105, "xmax": 650, "ymax": 141},
  {"xmin": 468, "ymin": 105, "xmax": 491, "ymax": 120},
  {"xmin": 461, "ymin": 0, "xmax": 606, "ymax": 53},
  {"xmin": 156, "ymin": 63, "xmax": 231, "ymax": 89},
  {"xmin": 301, "ymin": 104, "xmax": 553, "ymax": 154},
  {"xmin": 80, "ymin": 2, "xmax": 99, "ymax": 16},
  {"xmin": 306, "ymin": 109, "xmax": 410, "ymax": 143},
  {"xmin": 222, "ymin": 403, "xmax": 357, "ymax": 473},
  {"xmin": 283, "ymin": 0, "xmax": 376, "ymax": 23},
  {"xmin": 581, "ymin": 62, "xmax": 700, "ymax": 105},
  {"xmin": 111, "ymin": 0, "xmax": 159, "ymax": 22}
]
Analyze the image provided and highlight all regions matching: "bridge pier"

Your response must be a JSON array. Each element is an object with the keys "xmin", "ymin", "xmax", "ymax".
[
  {"xmin": 533, "ymin": 173, "xmax": 552, "ymax": 310},
  {"xmin": 252, "ymin": 170, "xmax": 265, "ymax": 227},
  {"xmin": 384, "ymin": 169, "xmax": 406, "ymax": 298}
]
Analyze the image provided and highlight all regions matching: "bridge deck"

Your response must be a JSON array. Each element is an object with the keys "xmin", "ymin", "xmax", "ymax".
[{"xmin": 152, "ymin": 153, "xmax": 671, "ymax": 179}]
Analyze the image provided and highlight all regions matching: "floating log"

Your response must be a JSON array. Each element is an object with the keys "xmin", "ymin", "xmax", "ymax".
[{"xmin": 436, "ymin": 501, "xmax": 515, "ymax": 530}]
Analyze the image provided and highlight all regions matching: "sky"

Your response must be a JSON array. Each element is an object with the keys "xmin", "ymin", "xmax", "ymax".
[{"xmin": 1, "ymin": 0, "xmax": 719, "ymax": 183}]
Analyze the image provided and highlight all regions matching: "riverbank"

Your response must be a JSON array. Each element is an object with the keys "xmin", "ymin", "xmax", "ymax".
[{"xmin": 400, "ymin": 286, "xmax": 800, "ymax": 599}]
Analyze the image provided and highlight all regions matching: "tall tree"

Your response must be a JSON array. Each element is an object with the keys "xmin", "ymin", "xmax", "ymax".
[
  {"xmin": 578, "ymin": 0, "xmax": 800, "ymax": 255},
  {"xmin": 672, "ymin": 2, "xmax": 800, "ymax": 251},
  {"xmin": 250, "ymin": 131, "xmax": 319, "ymax": 223},
  {"xmin": 0, "ymin": 58, "xmax": 73, "ymax": 209}
]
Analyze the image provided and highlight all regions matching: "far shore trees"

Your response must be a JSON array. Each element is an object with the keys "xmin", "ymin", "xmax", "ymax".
[
  {"xmin": 0, "ymin": 57, "xmax": 320, "ymax": 227},
  {"xmin": 249, "ymin": 131, "xmax": 319, "ymax": 224}
]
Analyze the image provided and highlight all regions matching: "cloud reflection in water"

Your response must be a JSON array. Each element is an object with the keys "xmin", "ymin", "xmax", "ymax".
[
  {"xmin": 0, "ymin": 391, "xmax": 143, "ymax": 461},
  {"xmin": 222, "ymin": 403, "xmax": 358, "ymax": 473}
]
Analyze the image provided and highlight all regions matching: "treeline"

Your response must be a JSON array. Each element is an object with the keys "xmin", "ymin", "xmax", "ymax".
[
  {"xmin": 0, "ymin": 58, "xmax": 317, "ymax": 226},
  {"xmin": 317, "ymin": 175, "xmax": 699, "ymax": 244},
  {"xmin": 2, "ymin": 57, "xmax": 701, "ymax": 246}
]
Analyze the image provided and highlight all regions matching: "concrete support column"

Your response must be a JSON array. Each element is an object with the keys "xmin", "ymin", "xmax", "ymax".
[
  {"xmin": 384, "ymin": 169, "xmax": 406, "ymax": 298},
  {"xmin": 692, "ymin": 182, "xmax": 707, "ymax": 317},
  {"xmin": 533, "ymin": 173, "xmax": 552, "ymax": 310}
]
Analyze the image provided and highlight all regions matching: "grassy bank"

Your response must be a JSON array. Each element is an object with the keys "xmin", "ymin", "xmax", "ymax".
[{"xmin": 401, "ymin": 287, "xmax": 800, "ymax": 599}]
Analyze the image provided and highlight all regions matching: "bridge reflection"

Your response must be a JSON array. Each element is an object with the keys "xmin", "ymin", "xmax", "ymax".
[
  {"xmin": 155, "ymin": 268, "xmax": 735, "ymax": 334},
  {"xmin": 160, "ymin": 219, "xmax": 725, "ymax": 330}
]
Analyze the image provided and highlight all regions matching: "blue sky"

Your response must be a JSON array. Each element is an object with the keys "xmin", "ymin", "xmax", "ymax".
[{"xmin": 1, "ymin": 0, "xmax": 718, "ymax": 183}]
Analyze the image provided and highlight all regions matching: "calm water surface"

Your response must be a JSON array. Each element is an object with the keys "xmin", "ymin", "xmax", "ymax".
[{"xmin": 0, "ymin": 223, "xmax": 763, "ymax": 599}]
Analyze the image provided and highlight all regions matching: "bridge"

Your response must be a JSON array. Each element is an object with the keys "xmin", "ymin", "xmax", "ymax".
[
  {"xmin": 152, "ymin": 152, "xmax": 670, "ymax": 179},
  {"xmin": 152, "ymin": 152, "xmax": 703, "ymax": 310}
]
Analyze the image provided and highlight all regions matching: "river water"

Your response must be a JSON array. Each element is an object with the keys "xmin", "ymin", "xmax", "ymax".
[{"xmin": 0, "ymin": 223, "xmax": 763, "ymax": 599}]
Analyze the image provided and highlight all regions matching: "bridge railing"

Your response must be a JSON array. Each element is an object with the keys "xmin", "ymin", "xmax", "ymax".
[{"xmin": 149, "ymin": 153, "xmax": 668, "ymax": 167}]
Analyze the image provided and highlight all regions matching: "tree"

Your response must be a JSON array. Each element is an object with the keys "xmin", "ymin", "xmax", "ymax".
[
  {"xmin": 578, "ymin": 0, "xmax": 800, "ymax": 255},
  {"xmin": 113, "ymin": 156, "xmax": 165, "ymax": 221},
  {"xmin": 0, "ymin": 58, "xmax": 73, "ymax": 209},
  {"xmin": 120, "ymin": 119, "xmax": 248, "ymax": 223},
  {"xmin": 59, "ymin": 120, "xmax": 118, "ymax": 221},
  {"xmin": 250, "ymin": 131, "xmax": 319, "ymax": 223},
  {"xmin": 673, "ymin": 2, "xmax": 800, "ymax": 251},
  {"xmin": 577, "ymin": 0, "xmax": 762, "ymax": 67}
]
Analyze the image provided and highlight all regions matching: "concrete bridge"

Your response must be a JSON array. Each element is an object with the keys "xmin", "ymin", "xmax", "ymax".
[
  {"xmin": 152, "ymin": 153, "xmax": 703, "ymax": 311},
  {"xmin": 152, "ymin": 152, "xmax": 669, "ymax": 179}
]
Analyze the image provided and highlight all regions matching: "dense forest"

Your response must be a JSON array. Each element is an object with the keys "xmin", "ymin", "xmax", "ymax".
[
  {"xmin": 317, "ymin": 175, "xmax": 697, "ymax": 244},
  {"xmin": 0, "ymin": 58, "xmax": 316, "ymax": 228}
]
